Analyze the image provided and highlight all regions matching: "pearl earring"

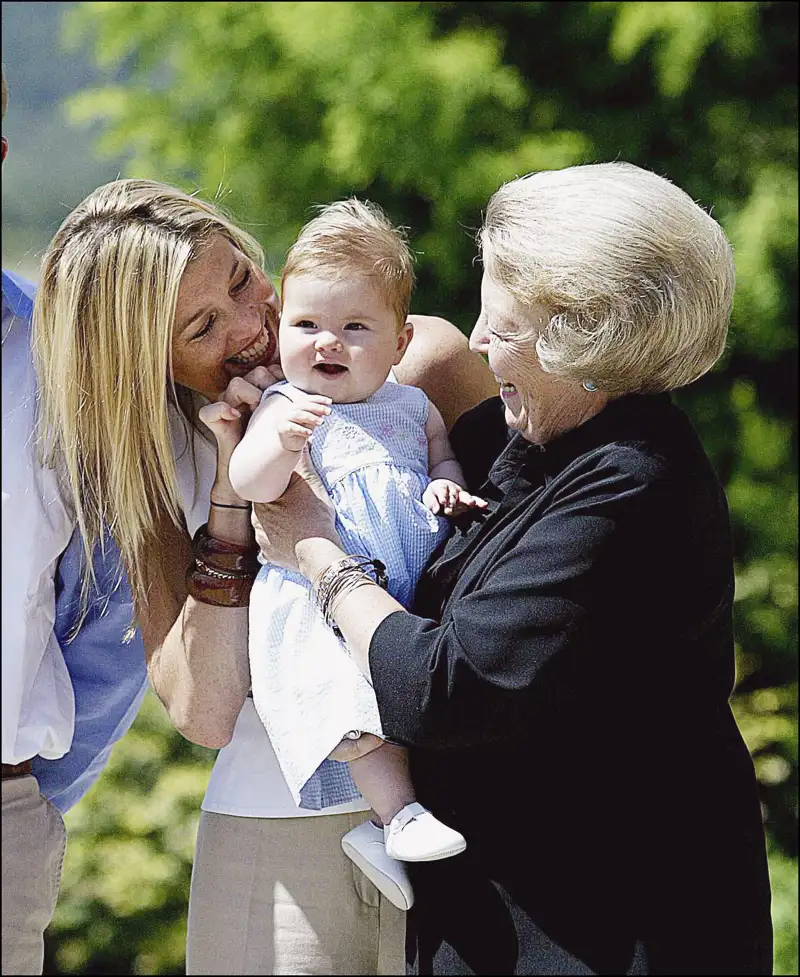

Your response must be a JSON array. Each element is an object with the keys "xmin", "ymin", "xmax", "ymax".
[{"xmin": 582, "ymin": 380, "xmax": 598, "ymax": 392}]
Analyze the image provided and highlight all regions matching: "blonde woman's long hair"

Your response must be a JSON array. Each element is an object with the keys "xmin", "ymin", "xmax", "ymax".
[{"xmin": 32, "ymin": 179, "xmax": 264, "ymax": 631}]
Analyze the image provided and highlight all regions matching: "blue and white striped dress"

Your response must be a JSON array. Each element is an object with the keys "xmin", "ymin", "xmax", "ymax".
[{"xmin": 248, "ymin": 380, "xmax": 451, "ymax": 809}]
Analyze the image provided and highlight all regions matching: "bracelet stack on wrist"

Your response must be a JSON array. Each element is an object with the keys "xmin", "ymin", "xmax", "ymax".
[
  {"xmin": 312, "ymin": 556, "xmax": 388, "ymax": 638},
  {"xmin": 186, "ymin": 523, "xmax": 260, "ymax": 607}
]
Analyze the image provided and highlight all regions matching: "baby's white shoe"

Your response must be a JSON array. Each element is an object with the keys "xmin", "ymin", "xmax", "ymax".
[
  {"xmin": 384, "ymin": 802, "xmax": 467, "ymax": 862},
  {"xmin": 341, "ymin": 820, "xmax": 414, "ymax": 911}
]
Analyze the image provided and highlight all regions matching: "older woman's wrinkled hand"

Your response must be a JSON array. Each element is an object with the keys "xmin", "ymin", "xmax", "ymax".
[{"xmin": 252, "ymin": 446, "xmax": 342, "ymax": 572}]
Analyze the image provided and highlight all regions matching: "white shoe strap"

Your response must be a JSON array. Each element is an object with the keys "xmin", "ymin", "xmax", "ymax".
[{"xmin": 390, "ymin": 801, "xmax": 429, "ymax": 833}]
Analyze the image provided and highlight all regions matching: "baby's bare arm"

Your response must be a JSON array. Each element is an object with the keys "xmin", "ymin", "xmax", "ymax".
[
  {"xmin": 229, "ymin": 392, "xmax": 330, "ymax": 502},
  {"xmin": 424, "ymin": 402, "xmax": 488, "ymax": 515},
  {"xmin": 426, "ymin": 401, "xmax": 467, "ymax": 485}
]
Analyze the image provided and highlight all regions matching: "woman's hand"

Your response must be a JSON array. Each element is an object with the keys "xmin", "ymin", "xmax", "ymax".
[
  {"xmin": 199, "ymin": 365, "xmax": 283, "ymax": 453},
  {"xmin": 252, "ymin": 447, "xmax": 342, "ymax": 574},
  {"xmin": 199, "ymin": 365, "xmax": 283, "ymax": 503}
]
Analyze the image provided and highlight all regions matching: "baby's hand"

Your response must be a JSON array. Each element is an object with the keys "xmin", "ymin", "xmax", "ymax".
[
  {"xmin": 275, "ymin": 393, "xmax": 332, "ymax": 453},
  {"xmin": 423, "ymin": 479, "xmax": 489, "ymax": 517}
]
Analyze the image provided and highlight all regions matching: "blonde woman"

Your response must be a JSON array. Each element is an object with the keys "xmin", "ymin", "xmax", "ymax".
[
  {"xmin": 32, "ymin": 178, "xmax": 496, "ymax": 976},
  {"xmin": 250, "ymin": 162, "xmax": 774, "ymax": 975}
]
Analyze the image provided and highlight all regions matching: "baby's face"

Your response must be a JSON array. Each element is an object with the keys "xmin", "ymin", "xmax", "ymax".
[{"xmin": 278, "ymin": 273, "xmax": 412, "ymax": 402}]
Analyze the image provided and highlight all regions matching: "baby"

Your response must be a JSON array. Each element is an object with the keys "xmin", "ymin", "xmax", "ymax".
[{"xmin": 229, "ymin": 199, "xmax": 485, "ymax": 910}]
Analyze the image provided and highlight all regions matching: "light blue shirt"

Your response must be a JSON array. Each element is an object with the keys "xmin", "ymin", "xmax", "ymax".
[
  {"xmin": 2, "ymin": 269, "xmax": 147, "ymax": 813},
  {"xmin": 31, "ymin": 526, "xmax": 148, "ymax": 813}
]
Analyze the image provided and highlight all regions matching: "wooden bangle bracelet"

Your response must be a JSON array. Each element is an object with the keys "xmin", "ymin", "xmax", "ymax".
[
  {"xmin": 185, "ymin": 567, "xmax": 255, "ymax": 607},
  {"xmin": 191, "ymin": 523, "xmax": 260, "ymax": 575}
]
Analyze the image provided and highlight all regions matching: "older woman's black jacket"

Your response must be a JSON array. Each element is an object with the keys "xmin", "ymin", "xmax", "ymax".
[{"xmin": 369, "ymin": 394, "xmax": 772, "ymax": 976}]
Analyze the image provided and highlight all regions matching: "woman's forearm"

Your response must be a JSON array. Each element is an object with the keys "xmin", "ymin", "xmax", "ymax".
[
  {"xmin": 296, "ymin": 538, "xmax": 406, "ymax": 684},
  {"xmin": 150, "ymin": 601, "xmax": 251, "ymax": 749},
  {"xmin": 149, "ymin": 597, "xmax": 250, "ymax": 749},
  {"xmin": 144, "ymin": 505, "xmax": 253, "ymax": 749}
]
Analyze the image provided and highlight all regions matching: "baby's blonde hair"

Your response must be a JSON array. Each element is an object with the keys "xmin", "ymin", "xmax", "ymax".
[
  {"xmin": 479, "ymin": 161, "xmax": 735, "ymax": 394},
  {"xmin": 32, "ymin": 178, "xmax": 264, "ymax": 628},
  {"xmin": 282, "ymin": 198, "xmax": 415, "ymax": 327}
]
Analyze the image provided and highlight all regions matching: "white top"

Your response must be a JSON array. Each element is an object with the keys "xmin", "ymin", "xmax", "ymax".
[
  {"xmin": 170, "ymin": 406, "xmax": 368, "ymax": 818},
  {"xmin": 2, "ymin": 271, "xmax": 75, "ymax": 765}
]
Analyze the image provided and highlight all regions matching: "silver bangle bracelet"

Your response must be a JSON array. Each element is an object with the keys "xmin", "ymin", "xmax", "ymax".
[{"xmin": 313, "ymin": 556, "xmax": 388, "ymax": 637}]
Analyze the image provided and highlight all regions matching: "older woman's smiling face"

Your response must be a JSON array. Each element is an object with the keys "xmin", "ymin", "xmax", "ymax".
[
  {"xmin": 469, "ymin": 269, "xmax": 599, "ymax": 445},
  {"xmin": 171, "ymin": 234, "xmax": 280, "ymax": 400}
]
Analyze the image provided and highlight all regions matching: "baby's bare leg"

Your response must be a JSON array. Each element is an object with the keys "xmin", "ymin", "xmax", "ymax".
[
  {"xmin": 327, "ymin": 731, "xmax": 384, "ymax": 762},
  {"xmin": 347, "ymin": 742, "xmax": 415, "ymax": 826}
]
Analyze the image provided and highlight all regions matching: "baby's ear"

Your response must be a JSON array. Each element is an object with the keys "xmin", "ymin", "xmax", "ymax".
[{"xmin": 394, "ymin": 318, "xmax": 414, "ymax": 364}]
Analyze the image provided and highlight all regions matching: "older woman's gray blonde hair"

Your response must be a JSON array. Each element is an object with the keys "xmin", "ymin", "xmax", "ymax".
[{"xmin": 478, "ymin": 162, "xmax": 735, "ymax": 394}]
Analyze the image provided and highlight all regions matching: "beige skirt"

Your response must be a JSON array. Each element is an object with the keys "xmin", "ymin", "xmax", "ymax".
[
  {"xmin": 186, "ymin": 809, "xmax": 405, "ymax": 975},
  {"xmin": 1, "ymin": 774, "xmax": 67, "ymax": 976}
]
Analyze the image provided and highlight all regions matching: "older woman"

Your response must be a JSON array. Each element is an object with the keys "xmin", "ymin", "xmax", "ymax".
[
  {"xmin": 248, "ymin": 162, "xmax": 773, "ymax": 975},
  {"xmin": 31, "ymin": 179, "xmax": 496, "ymax": 975}
]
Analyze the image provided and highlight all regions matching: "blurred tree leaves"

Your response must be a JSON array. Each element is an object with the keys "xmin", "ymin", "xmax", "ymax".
[
  {"xmin": 43, "ymin": 1, "xmax": 797, "ymax": 973},
  {"xmin": 62, "ymin": 0, "xmax": 591, "ymax": 306},
  {"xmin": 45, "ymin": 691, "xmax": 213, "ymax": 975},
  {"xmin": 606, "ymin": 1, "xmax": 760, "ymax": 96}
]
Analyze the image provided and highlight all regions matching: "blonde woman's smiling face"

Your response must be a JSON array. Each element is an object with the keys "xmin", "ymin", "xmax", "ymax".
[{"xmin": 172, "ymin": 234, "xmax": 280, "ymax": 399}]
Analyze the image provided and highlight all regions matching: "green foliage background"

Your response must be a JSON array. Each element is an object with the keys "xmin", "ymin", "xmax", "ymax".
[{"xmin": 25, "ymin": 2, "xmax": 798, "ymax": 973}]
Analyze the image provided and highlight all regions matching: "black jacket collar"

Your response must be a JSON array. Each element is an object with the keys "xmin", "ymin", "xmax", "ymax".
[{"xmin": 488, "ymin": 393, "xmax": 675, "ymax": 492}]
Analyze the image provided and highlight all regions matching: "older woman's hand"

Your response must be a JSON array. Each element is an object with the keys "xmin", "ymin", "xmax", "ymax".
[{"xmin": 252, "ymin": 447, "xmax": 342, "ymax": 573}]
